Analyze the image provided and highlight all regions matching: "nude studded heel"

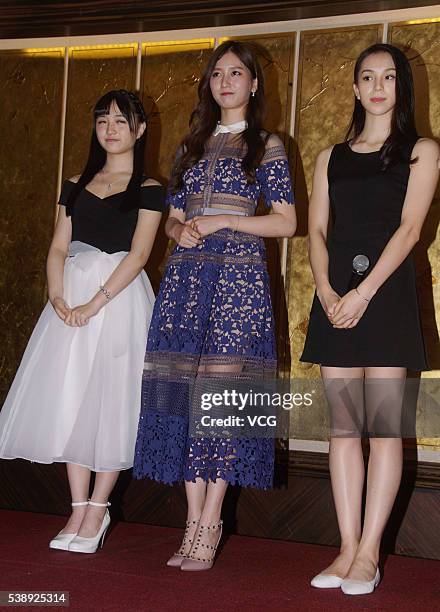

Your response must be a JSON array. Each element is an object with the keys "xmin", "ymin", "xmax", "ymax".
[
  {"xmin": 180, "ymin": 520, "xmax": 223, "ymax": 571},
  {"xmin": 167, "ymin": 519, "xmax": 200, "ymax": 567}
]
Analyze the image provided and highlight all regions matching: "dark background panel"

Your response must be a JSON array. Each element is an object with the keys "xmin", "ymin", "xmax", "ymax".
[
  {"xmin": 1, "ymin": 451, "xmax": 439, "ymax": 560},
  {"xmin": 0, "ymin": 49, "xmax": 64, "ymax": 405},
  {"xmin": 0, "ymin": 1, "xmax": 439, "ymax": 38},
  {"xmin": 62, "ymin": 46, "xmax": 138, "ymax": 181}
]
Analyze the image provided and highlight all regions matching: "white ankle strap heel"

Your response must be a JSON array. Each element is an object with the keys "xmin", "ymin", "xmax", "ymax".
[
  {"xmin": 68, "ymin": 501, "xmax": 111, "ymax": 554},
  {"xmin": 49, "ymin": 501, "xmax": 88, "ymax": 551}
]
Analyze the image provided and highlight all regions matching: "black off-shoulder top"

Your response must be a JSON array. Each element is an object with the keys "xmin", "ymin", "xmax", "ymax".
[{"xmin": 58, "ymin": 179, "xmax": 165, "ymax": 254}]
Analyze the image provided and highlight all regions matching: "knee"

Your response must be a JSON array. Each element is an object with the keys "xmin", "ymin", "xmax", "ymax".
[{"xmin": 368, "ymin": 437, "xmax": 402, "ymax": 453}]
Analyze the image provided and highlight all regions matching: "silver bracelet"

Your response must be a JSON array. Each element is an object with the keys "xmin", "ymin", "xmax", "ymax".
[
  {"xmin": 355, "ymin": 287, "xmax": 370, "ymax": 303},
  {"xmin": 99, "ymin": 285, "xmax": 111, "ymax": 300}
]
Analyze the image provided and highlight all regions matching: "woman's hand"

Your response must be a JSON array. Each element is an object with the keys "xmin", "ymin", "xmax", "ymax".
[
  {"xmin": 50, "ymin": 297, "xmax": 71, "ymax": 321},
  {"xmin": 317, "ymin": 285, "xmax": 341, "ymax": 320},
  {"xmin": 330, "ymin": 289, "xmax": 369, "ymax": 329},
  {"xmin": 190, "ymin": 215, "xmax": 229, "ymax": 238},
  {"xmin": 64, "ymin": 300, "xmax": 101, "ymax": 327},
  {"xmin": 173, "ymin": 220, "xmax": 202, "ymax": 248}
]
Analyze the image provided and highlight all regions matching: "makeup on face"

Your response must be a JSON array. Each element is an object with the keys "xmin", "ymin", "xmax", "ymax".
[
  {"xmin": 95, "ymin": 104, "xmax": 137, "ymax": 152},
  {"xmin": 209, "ymin": 51, "xmax": 255, "ymax": 110},
  {"xmin": 355, "ymin": 52, "xmax": 396, "ymax": 111}
]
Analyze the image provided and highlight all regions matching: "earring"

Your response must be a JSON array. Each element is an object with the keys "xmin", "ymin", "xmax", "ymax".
[{"xmin": 251, "ymin": 91, "xmax": 256, "ymax": 98}]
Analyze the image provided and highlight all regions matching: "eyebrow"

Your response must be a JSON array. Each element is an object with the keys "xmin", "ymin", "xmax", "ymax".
[
  {"xmin": 361, "ymin": 68, "xmax": 396, "ymax": 72},
  {"xmin": 213, "ymin": 65, "xmax": 245, "ymax": 70}
]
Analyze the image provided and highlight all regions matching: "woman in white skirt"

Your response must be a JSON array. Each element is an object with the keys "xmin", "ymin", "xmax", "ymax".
[{"xmin": 0, "ymin": 89, "xmax": 164, "ymax": 553}]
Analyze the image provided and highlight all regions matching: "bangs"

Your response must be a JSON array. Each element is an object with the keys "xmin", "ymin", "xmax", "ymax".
[
  {"xmin": 213, "ymin": 41, "xmax": 258, "ymax": 79},
  {"xmin": 93, "ymin": 91, "xmax": 139, "ymax": 133}
]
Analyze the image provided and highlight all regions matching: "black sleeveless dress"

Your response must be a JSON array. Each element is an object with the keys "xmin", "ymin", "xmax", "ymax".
[{"xmin": 300, "ymin": 140, "xmax": 428, "ymax": 370}]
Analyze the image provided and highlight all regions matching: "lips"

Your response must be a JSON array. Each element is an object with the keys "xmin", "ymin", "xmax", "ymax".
[
  {"xmin": 370, "ymin": 97, "xmax": 386, "ymax": 103},
  {"xmin": 220, "ymin": 92, "xmax": 234, "ymax": 96}
]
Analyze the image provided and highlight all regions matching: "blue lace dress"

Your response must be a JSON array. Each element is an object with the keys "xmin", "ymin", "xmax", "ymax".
[{"xmin": 133, "ymin": 132, "xmax": 294, "ymax": 489}]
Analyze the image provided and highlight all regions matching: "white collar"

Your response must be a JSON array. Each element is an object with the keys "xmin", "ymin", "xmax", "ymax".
[{"xmin": 213, "ymin": 120, "xmax": 247, "ymax": 136}]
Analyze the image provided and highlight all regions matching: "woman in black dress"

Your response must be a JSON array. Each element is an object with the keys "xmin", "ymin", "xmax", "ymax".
[{"xmin": 301, "ymin": 44, "xmax": 439, "ymax": 595}]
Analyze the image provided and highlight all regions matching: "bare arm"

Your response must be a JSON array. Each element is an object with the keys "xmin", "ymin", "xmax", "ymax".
[
  {"xmin": 332, "ymin": 138, "xmax": 440, "ymax": 327},
  {"xmin": 65, "ymin": 195, "xmax": 162, "ymax": 327},
  {"xmin": 307, "ymin": 146, "xmax": 341, "ymax": 318},
  {"xmin": 190, "ymin": 133, "xmax": 296, "ymax": 239},
  {"xmin": 224, "ymin": 201, "xmax": 296, "ymax": 238},
  {"xmin": 46, "ymin": 204, "xmax": 72, "ymax": 320},
  {"xmin": 165, "ymin": 206, "xmax": 202, "ymax": 248}
]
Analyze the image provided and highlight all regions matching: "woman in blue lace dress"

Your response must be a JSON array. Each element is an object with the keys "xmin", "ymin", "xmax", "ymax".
[{"xmin": 134, "ymin": 40, "xmax": 296, "ymax": 570}]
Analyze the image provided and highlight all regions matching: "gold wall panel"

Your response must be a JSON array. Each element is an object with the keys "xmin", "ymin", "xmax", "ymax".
[
  {"xmin": 390, "ymin": 22, "xmax": 440, "ymax": 378},
  {"xmin": 141, "ymin": 40, "xmax": 214, "ymax": 184},
  {"xmin": 63, "ymin": 45, "xmax": 137, "ymax": 180},
  {"xmin": 256, "ymin": 34, "xmax": 295, "ymax": 138},
  {"xmin": 287, "ymin": 26, "xmax": 382, "ymax": 381},
  {"xmin": 0, "ymin": 49, "xmax": 64, "ymax": 403},
  {"xmin": 140, "ymin": 40, "xmax": 214, "ymax": 286},
  {"xmin": 390, "ymin": 21, "xmax": 440, "ymax": 451}
]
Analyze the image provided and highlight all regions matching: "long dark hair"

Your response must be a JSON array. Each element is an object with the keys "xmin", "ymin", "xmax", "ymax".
[
  {"xmin": 170, "ymin": 40, "xmax": 267, "ymax": 192},
  {"xmin": 347, "ymin": 43, "xmax": 418, "ymax": 169},
  {"xmin": 66, "ymin": 89, "xmax": 147, "ymax": 214}
]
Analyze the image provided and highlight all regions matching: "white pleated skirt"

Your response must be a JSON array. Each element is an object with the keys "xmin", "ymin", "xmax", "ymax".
[{"xmin": 0, "ymin": 242, "xmax": 155, "ymax": 472}]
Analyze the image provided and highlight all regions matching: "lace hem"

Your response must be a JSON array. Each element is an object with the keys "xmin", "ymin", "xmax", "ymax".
[{"xmin": 133, "ymin": 412, "xmax": 274, "ymax": 489}]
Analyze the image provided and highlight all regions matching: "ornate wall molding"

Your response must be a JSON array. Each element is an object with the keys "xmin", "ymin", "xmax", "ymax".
[{"xmin": 1, "ymin": 1, "xmax": 439, "ymax": 39}]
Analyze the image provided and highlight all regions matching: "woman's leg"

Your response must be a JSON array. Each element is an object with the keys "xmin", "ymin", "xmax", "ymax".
[
  {"xmin": 172, "ymin": 479, "xmax": 207, "ymax": 557},
  {"xmin": 200, "ymin": 479, "xmax": 228, "ymax": 524},
  {"xmin": 193, "ymin": 478, "xmax": 227, "ymax": 549},
  {"xmin": 318, "ymin": 366, "xmax": 365, "ymax": 578},
  {"xmin": 183, "ymin": 363, "xmax": 236, "ymax": 562},
  {"xmin": 186, "ymin": 479, "xmax": 208, "ymax": 521},
  {"xmin": 76, "ymin": 471, "xmax": 119, "ymax": 537},
  {"xmin": 346, "ymin": 366, "xmax": 405, "ymax": 581},
  {"xmin": 59, "ymin": 464, "xmax": 91, "ymax": 534}
]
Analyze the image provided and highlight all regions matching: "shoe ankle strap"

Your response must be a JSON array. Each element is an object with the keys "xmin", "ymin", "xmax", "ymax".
[
  {"xmin": 71, "ymin": 501, "xmax": 88, "ymax": 507},
  {"xmin": 88, "ymin": 500, "xmax": 111, "ymax": 508},
  {"xmin": 199, "ymin": 520, "xmax": 223, "ymax": 530}
]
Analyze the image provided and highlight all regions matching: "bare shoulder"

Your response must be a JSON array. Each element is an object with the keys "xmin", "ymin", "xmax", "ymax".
[
  {"xmin": 316, "ymin": 145, "xmax": 334, "ymax": 167},
  {"xmin": 413, "ymin": 137, "xmax": 440, "ymax": 159},
  {"xmin": 141, "ymin": 178, "xmax": 163, "ymax": 187},
  {"xmin": 68, "ymin": 174, "xmax": 81, "ymax": 184},
  {"xmin": 264, "ymin": 132, "xmax": 285, "ymax": 149}
]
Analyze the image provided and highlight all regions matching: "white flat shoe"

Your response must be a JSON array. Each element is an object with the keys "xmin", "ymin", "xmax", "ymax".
[
  {"xmin": 68, "ymin": 501, "xmax": 111, "ymax": 554},
  {"xmin": 49, "ymin": 501, "xmax": 88, "ymax": 551},
  {"xmin": 341, "ymin": 568, "xmax": 380, "ymax": 595},
  {"xmin": 310, "ymin": 573, "xmax": 344, "ymax": 588}
]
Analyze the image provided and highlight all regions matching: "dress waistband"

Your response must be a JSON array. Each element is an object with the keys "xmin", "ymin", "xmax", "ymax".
[
  {"xmin": 68, "ymin": 241, "xmax": 128, "ymax": 257},
  {"xmin": 185, "ymin": 193, "xmax": 255, "ymax": 220},
  {"xmin": 188, "ymin": 207, "xmax": 248, "ymax": 218}
]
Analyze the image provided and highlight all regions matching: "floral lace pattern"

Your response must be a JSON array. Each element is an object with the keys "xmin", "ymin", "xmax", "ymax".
[
  {"xmin": 167, "ymin": 133, "xmax": 294, "ymax": 213},
  {"xmin": 133, "ymin": 133, "xmax": 294, "ymax": 490},
  {"xmin": 134, "ymin": 412, "xmax": 274, "ymax": 488}
]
